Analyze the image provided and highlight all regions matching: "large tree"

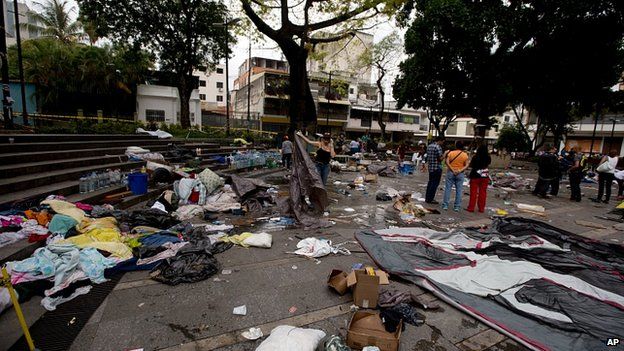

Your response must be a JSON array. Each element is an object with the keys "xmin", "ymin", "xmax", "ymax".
[
  {"xmin": 357, "ymin": 32, "xmax": 402, "ymax": 139},
  {"xmin": 24, "ymin": 0, "xmax": 85, "ymax": 43},
  {"xmin": 393, "ymin": 0, "xmax": 511, "ymax": 137},
  {"xmin": 240, "ymin": 0, "xmax": 401, "ymax": 132},
  {"xmin": 79, "ymin": 0, "xmax": 230, "ymax": 128}
]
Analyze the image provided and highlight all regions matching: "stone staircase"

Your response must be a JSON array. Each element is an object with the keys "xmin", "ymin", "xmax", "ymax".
[{"xmin": 0, "ymin": 134, "xmax": 244, "ymax": 210}]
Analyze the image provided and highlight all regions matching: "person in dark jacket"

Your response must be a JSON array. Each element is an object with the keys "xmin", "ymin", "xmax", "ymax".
[
  {"xmin": 533, "ymin": 146, "xmax": 560, "ymax": 198},
  {"xmin": 567, "ymin": 148, "xmax": 582, "ymax": 202},
  {"xmin": 467, "ymin": 145, "xmax": 491, "ymax": 213}
]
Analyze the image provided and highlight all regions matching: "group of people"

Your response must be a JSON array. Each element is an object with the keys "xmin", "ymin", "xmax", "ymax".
[
  {"xmin": 534, "ymin": 146, "xmax": 623, "ymax": 204},
  {"xmin": 424, "ymin": 137, "xmax": 492, "ymax": 213}
]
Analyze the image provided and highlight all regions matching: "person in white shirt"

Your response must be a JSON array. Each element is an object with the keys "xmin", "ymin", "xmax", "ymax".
[{"xmin": 592, "ymin": 149, "xmax": 619, "ymax": 204}]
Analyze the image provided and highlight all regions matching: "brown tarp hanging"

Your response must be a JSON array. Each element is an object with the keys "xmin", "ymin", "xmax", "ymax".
[{"xmin": 281, "ymin": 134, "xmax": 330, "ymax": 228}]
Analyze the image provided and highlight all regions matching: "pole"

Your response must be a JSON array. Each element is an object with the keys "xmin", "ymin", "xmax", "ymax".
[
  {"xmin": 0, "ymin": 0, "xmax": 13, "ymax": 129},
  {"xmin": 326, "ymin": 71, "xmax": 331, "ymax": 133},
  {"xmin": 224, "ymin": 22, "xmax": 230, "ymax": 136},
  {"xmin": 609, "ymin": 119, "xmax": 616, "ymax": 152},
  {"xmin": 589, "ymin": 111, "xmax": 599, "ymax": 155},
  {"xmin": 12, "ymin": 0, "xmax": 27, "ymax": 125},
  {"xmin": 2, "ymin": 267, "xmax": 36, "ymax": 350},
  {"xmin": 246, "ymin": 39, "xmax": 251, "ymax": 132}
]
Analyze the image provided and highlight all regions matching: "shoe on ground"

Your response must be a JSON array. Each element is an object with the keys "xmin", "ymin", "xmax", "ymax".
[
  {"xmin": 453, "ymin": 207, "xmax": 460, "ymax": 212},
  {"xmin": 426, "ymin": 200, "xmax": 439, "ymax": 205},
  {"xmin": 590, "ymin": 198, "xmax": 600, "ymax": 203},
  {"xmin": 442, "ymin": 204, "xmax": 448, "ymax": 210}
]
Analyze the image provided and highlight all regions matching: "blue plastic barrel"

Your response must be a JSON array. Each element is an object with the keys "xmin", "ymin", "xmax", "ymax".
[{"xmin": 128, "ymin": 172, "xmax": 148, "ymax": 195}]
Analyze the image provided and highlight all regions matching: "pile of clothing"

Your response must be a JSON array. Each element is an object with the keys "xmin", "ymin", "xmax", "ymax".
[{"xmin": 491, "ymin": 172, "xmax": 530, "ymax": 189}]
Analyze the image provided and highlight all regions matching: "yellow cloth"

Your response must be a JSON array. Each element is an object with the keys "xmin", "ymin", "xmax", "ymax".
[
  {"xmin": 78, "ymin": 217, "xmax": 118, "ymax": 233},
  {"xmin": 41, "ymin": 199, "xmax": 85, "ymax": 223},
  {"xmin": 617, "ymin": 201, "xmax": 624, "ymax": 209},
  {"xmin": 220, "ymin": 232, "xmax": 253, "ymax": 248},
  {"xmin": 62, "ymin": 227, "xmax": 132, "ymax": 259}
]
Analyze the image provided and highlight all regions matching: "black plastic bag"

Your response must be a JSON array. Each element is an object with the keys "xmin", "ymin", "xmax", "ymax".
[{"xmin": 150, "ymin": 244, "xmax": 220, "ymax": 285}]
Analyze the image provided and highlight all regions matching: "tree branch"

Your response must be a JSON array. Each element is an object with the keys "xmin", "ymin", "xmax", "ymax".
[
  {"xmin": 309, "ymin": 31, "xmax": 355, "ymax": 44},
  {"xmin": 308, "ymin": 4, "xmax": 379, "ymax": 31},
  {"xmin": 241, "ymin": 0, "xmax": 279, "ymax": 41}
]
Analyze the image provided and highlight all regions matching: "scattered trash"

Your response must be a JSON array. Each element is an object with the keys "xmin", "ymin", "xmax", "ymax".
[
  {"xmin": 241, "ymin": 327, "xmax": 263, "ymax": 340},
  {"xmin": 138, "ymin": 302, "xmax": 145, "ymax": 308},
  {"xmin": 68, "ymin": 317, "xmax": 76, "ymax": 325},
  {"xmin": 344, "ymin": 208, "xmax": 356, "ymax": 212},
  {"xmin": 222, "ymin": 269, "xmax": 232, "ymax": 275},
  {"xmin": 291, "ymin": 265, "xmax": 298, "ymax": 270},
  {"xmin": 255, "ymin": 325, "xmax": 326, "ymax": 351},
  {"xmin": 233, "ymin": 305, "xmax": 247, "ymax": 316},
  {"xmin": 516, "ymin": 203, "xmax": 545, "ymax": 214},
  {"xmin": 574, "ymin": 220, "xmax": 607, "ymax": 229},
  {"xmin": 289, "ymin": 306, "xmax": 298, "ymax": 313}
]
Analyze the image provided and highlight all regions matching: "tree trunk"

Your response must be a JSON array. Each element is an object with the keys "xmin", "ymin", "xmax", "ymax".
[
  {"xmin": 178, "ymin": 74, "xmax": 192, "ymax": 128},
  {"xmin": 376, "ymin": 70, "xmax": 386, "ymax": 139},
  {"xmin": 283, "ymin": 47, "xmax": 316, "ymax": 134}
]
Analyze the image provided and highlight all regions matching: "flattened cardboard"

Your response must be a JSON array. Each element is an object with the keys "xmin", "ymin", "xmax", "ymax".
[
  {"xmin": 347, "ymin": 311, "xmax": 402, "ymax": 351},
  {"xmin": 327, "ymin": 269, "xmax": 349, "ymax": 295}
]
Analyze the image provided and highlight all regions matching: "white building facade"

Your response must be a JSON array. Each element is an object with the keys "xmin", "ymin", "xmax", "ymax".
[
  {"xmin": 136, "ymin": 84, "xmax": 201, "ymax": 128},
  {"xmin": 194, "ymin": 64, "xmax": 226, "ymax": 113}
]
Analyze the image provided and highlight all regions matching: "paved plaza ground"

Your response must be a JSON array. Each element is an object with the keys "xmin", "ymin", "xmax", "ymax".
[{"xmin": 2, "ymin": 159, "xmax": 622, "ymax": 351}]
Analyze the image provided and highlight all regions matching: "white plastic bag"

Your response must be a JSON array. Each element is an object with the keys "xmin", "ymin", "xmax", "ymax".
[
  {"xmin": 255, "ymin": 325, "xmax": 326, "ymax": 351},
  {"xmin": 243, "ymin": 232, "xmax": 273, "ymax": 248},
  {"xmin": 293, "ymin": 238, "xmax": 333, "ymax": 258}
]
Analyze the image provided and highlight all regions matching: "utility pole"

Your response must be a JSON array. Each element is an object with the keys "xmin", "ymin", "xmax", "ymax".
[
  {"xmin": 326, "ymin": 71, "xmax": 332, "ymax": 133},
  {"xmin": 224, "ymin": 21, "xmax": 230, "ymax": 136},
  {"xmin": 589, "ymin": 110, "xmax": 599, "ymax": 155},
  {"xmin": 12, "ymin": 0, "xmax": 27, "ymax": 125},
  {"xmin": 246, "ymin": 39, "xmax": 251, "ymax": 132},
  {"xmin": 0, "ymin": 0, "xmax": 13, "ymax": 129}
]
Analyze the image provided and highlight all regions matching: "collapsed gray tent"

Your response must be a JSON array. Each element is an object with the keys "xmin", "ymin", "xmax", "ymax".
[{"xmin": 355, "ymin": 217, "xmax": 624, "ymax": 351}]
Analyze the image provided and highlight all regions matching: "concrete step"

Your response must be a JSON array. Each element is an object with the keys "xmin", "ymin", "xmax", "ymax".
[
  {"xmin": 0, "ymin": 139, "xmax": 184, "ymax": 153},
  {"xmin": 0, "ymin": 155, "xmax": 130, "ymax": 178},
  {"xmin": 64, "ymin": 184, "xmax": 127, "ymax": 204},
  {"xmin": 0, "ymin": 161, "xmax": 144, "ymax": 195},
  {"xmin": 0, "ymin": 133, "xmax": 158, "ymax": 143},
  {"xmin": 0, "ymin": 180, "xmax": 78, "ymax": 209}
]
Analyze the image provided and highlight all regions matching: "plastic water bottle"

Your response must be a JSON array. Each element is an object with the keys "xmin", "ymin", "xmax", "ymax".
[
  {"xmin": 79, "ymin": 177, "xmax": 87, "ymax": 193},
  {"xmin": 87, "ymin": 173, "xmax": 96, "ymax": 192}
]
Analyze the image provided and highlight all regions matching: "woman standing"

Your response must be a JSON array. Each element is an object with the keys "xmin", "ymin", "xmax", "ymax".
[
  {"xmin": 297, "ymin": 132, "xmax": 336, "ymax": 186},
  {"xmin": 592, "ymin": 150, "xmax": 619, "ymax": 204},
  {"xmin": 467, "ymin": 145, "xmax": 491, "ymax": 213}
]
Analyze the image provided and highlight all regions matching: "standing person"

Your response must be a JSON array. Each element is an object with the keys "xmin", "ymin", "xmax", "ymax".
[
  {"xmin": 297, "ymin": 132, "xmax": 335, "ymax": 186},
  {"xmin": 349, "ymin": 139, "xmax": 360, "ymax": 155},
  {"xmin": 442, "ymin": 141, "xmax": 469, "ymax": 211},
  {"xmin": 335, "ymin": 133, "xmax": 346, "ymax": 155},
  {"xmin": 412, "ymin": 145, "xmax": 425, "ymax": 170},
  {"xmin": 533, "ymin": 147, "xmax": 560, "ymax": 198},
  {"xmin": 467, "ymin": 145, "xmax": 491, "ymax": 213},
  {"xmin": 280, "ymin": 135, "xmax": 293, "ymax": 169},
  {"xmin": 567, "ymin": 148, "xmax": 583, "ymax": 202},
  {"xmin": 424, "ymin": 137, "xmax": 445, "ymax": 204},
  {"xmin": 592, "ymin": 149, "xmax": 619, "ymax": 203},
  {"xmin": 397, "ymin": 143, "xmax": 407, "ymax": 166}
]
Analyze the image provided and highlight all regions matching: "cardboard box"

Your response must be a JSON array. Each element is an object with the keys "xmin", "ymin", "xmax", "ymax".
[
  {"xmin": 327, "ymin": 269, "xmax": 349, "ymax": 295},
  {"xmin": 346, "ymin": 269, "xmax": 389, "ymax": 308},
  {"xmin": 347, "ymin": 311, "xmax": 402, "ymax": 351},
  {"xmin": 364, "ymin": 174, "xmax": 378, "ymax": 183}
]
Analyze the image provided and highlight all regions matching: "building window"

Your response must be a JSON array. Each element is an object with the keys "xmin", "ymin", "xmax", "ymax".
[
  {"xmin": 216, "ymin": 82, "xmax": 224, "ymax": 88},
  {"xmin": 199, "ymin": 80, "xmax": 206, "ymax": 87},
  {"xmin": 217, "ymin": 68, "xmax": 224, "ymax": 74},
  {"xmin": 199, "ymin": 94, "xmax": 206, "ymax": 100},
  {"xmin": 145, "ymin": 109, "xmax": 165, "ymax": 122},
  {"xmin": 349, "ymin": 88, "xmax": 354, "ymax": 94},
  {"xmin": 216, "ymin": 95, "xmax": 224, "ymax": 102},
  {"xmin": 504, "ymin": 115, "xmax": 511, "ymax": 122}
]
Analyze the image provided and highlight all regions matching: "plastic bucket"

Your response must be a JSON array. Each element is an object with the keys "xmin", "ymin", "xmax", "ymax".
[{"xmin": 128, "ymin": 172, "xmax": 148, "ymax": 195}]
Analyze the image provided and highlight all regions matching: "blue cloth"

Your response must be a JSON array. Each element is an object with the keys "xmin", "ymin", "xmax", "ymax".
[
  {"xmin": 79, "ymin": 247, "xmax": 117, "ymax": 283},
  {"xmin": 48, "ymin": 214, "xmax": 78, "ymax": 235},
  {"xmin": 316, "ymin": 162, "xmax": 330, "ymax": 186},
  {"xmin": 426, "ymin": 168, "xmax": 442, "ymax": 202},
  {"xmin": 138, "ymin": 233, "xmax": 181, "ymax": 248},
  {"xmin": 443, "ymin": 171, "xmax": 465, "ymax": 209}
]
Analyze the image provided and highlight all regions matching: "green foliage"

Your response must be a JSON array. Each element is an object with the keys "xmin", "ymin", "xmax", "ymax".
[
  {"xmin": 36, "ymin": 119, "xmax": 144, "ymax": 134},
  {"xmin": 23, "ymin": 0, "xmax": 84, "ymax": 43},
  {"xmin": 79, "ymin": 0, "xmax": 230, "ymax": 128},
  {"xmin": 495, "ymin": 123, "xmax": 531, "ymax": 152},
  {"xmin": 394, "ymin": 0, "xmax": 510, "ymax": 136},
  {"xmin": 8, "ymin": 38, "xmax": 154, "ymax": 115}
]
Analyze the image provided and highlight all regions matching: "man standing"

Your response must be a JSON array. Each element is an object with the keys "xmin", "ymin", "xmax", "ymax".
[
  {"xmin": 425, "ymin": 137, "xmax": 445, "ymax": 204},
  {"xmin": 533, "ymin": 146, "xmax": 560, "ymax": 198},
  {"xmin": 442, "ymin": 141, "xmax": 469, "ymax": 211},
  {"xmin": 281, "ymin": 135, "xmax": 293, "ymax": 169},
  {"xmin": 567, "ymin": 148, "xmax": 582, "ymax": 202}
]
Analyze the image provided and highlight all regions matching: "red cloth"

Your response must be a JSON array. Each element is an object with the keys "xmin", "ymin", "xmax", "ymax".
[
  {"xmin": 28, "ymin": 233, "xmax": 50, "ymax": 243},
  {"xmin": 467, "ymin": 178, "xmax": 489, "ymax": 212}
]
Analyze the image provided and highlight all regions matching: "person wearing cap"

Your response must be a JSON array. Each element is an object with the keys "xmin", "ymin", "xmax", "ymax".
[
  {"xmin": 281, "ymin": 135, "xmax": 293, "ymax": 169},
  {"xmin": 297, "ymin": 132, "xmax": 336, "ymax": 185}
]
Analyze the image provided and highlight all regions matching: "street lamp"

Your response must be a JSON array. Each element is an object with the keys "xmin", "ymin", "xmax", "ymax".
[
  {"xmin": 322, "ymin": 71, "xmax": 333, "ymax": 133},
  {"xmin": 213, "ymin": 17, "xmax": 241, "ymax": 136}
]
